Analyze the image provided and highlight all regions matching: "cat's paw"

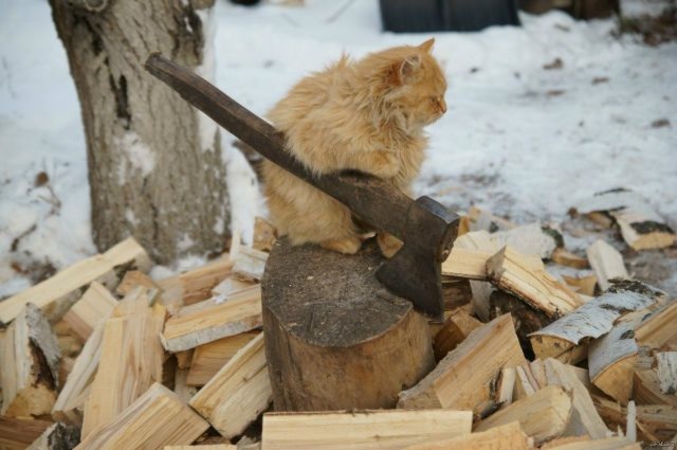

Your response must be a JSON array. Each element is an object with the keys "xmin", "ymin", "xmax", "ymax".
[
  {"xmin": 377, "ymin": 232, "xmax": 403, "ymax": 258},
  {"xmin": 368, "ymin": 151, "xmax": 400, "ymax": 179},
  {"xmin": 320, "ymin": 236, "xmax": 363, "ymax": 254}
]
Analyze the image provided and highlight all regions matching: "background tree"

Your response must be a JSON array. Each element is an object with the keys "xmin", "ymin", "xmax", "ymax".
[{"xmin": 49, "ymin": 0, "xmax": 229, "ymax": 263}]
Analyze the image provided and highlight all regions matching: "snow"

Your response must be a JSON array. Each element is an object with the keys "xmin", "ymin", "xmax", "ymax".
[{"xmin": 1, "ymin": 0, "xmax": 676, "ymax": 296}]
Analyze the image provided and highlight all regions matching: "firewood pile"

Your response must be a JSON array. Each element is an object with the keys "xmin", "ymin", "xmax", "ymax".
[{"xmin": 1, "ymin": 189, "xmax": 675, "ymax": 450}]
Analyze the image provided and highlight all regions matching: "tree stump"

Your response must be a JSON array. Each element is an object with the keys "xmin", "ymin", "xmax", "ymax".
[{"xmin": 262, "ymin": 238, "xmax": 435, "ymax": 411}]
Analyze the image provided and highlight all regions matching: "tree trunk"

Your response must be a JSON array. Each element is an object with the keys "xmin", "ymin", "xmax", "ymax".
[{"xmin": 50, "ymin": 0, "xmax": 229, "ymax": 263}]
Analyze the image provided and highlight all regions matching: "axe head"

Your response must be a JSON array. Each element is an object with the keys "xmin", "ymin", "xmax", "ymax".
[{"xmin": 376, "ymin": 196, "xmax": 460, "ymax": 322}]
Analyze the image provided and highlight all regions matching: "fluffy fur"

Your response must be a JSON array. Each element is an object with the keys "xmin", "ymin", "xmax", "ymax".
[{"xmin": 262, "ymin": 38, "xmax": 447, "ymax": 255}]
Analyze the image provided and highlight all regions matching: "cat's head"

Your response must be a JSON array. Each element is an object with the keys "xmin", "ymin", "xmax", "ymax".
[{"xmin": 361, "ymin": 39, "xmax": 448, "ymax": 132}]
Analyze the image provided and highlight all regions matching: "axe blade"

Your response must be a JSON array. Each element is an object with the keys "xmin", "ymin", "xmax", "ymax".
[{"xmin": 376, "ymin": 197, "xmax": 460, "ymax": 322}]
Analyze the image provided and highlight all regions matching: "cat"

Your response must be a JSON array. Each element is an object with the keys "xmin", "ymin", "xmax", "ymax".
[{"xmin": 262, "ymin": 38, "xmax": 447, "ymax": 257}]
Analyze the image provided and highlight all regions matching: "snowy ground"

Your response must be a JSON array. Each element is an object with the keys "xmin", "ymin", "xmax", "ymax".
[{"xmin": 1, "ymin": 0, "xmax": 676, "ymax": 297}]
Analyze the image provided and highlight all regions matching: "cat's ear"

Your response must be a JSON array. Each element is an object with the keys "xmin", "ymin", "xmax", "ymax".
[
  {"xmin": 418, "ymin": 38, "xmax": 435, "ymax": 53},
  {"xmin": 398, "ymin": 54, "xmax": 421, "ymax": 84}
]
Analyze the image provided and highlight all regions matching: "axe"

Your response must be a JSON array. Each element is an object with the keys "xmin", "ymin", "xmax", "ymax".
[{"xmin": 145, "ymin": 55, "xmax": 459, "ymax": 321}]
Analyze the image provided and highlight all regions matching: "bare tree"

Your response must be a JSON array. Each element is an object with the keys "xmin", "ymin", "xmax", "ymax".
[{"xmin": 50, "ymin": 0, "xmax": 229, "ymax": 263}]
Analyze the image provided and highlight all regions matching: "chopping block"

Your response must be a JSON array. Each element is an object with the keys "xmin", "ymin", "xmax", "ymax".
[{"xmin": 262, "ymin": 237, "xmax": 435, "ymax": 412}]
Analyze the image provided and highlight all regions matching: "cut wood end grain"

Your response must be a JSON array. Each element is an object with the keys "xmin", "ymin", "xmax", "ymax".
[{"xmin": 487, "ymin": 246, "xmax": 582, "ymax": 317}]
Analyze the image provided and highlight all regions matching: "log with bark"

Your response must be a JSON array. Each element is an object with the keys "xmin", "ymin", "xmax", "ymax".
[
  {"xmin": 262, "ymin": 238, "xmax": 435, "ymax": 411},
  {"xmin": 576, "ymin": 189, "xmax": 676, "ymax": 250},
  {"xmin": 0, "ymin": 303, "xmax": 61, "ymax": 417}
]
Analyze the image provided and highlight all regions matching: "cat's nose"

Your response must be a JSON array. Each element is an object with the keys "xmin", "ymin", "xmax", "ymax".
[{"xmin": 439, "ymin": 98, "xmax": 447, "ymax": 114}]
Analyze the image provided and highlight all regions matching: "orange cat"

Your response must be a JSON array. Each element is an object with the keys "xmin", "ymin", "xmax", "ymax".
[{"xmin": 262, "ymin": 38, "xmax": 447, "ymax": 256}]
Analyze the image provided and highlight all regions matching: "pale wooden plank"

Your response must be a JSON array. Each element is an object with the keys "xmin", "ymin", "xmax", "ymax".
[
  {"xmin": 75, "ymin": 383, "xmax": 209, "ymax": 450},
  {"xmin": 261, "ymin": 409, "xmax": 472, "ymax": 450},
  {"xmin": 162, "ymin": 285, "xmax": 261, "ymax": 352},
  {"xmin": 189, "ymin": 333, "xmax": 272, "ymax": 439},
  {"xmin": 0, "ymin": 237, "xmax": 150, "ymax": 325}
]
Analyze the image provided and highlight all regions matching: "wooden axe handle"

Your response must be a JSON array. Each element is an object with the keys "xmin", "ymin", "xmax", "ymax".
[{"xmin": 145, "ymin": 54, "xmax": 411, "ymax": 240}]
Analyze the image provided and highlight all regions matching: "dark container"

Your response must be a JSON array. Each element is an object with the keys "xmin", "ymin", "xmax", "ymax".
[{"xmin": 379, "ymin": 0, "xmax": 520, "ymax": 33}]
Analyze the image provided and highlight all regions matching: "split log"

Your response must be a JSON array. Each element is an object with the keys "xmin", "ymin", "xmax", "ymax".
[
  {"xmin": 486, "ymin": 246, "xmax": 582, "ymax": 318},
  {"xmin": 175, "ymin": 349, "xmax": 193, "ymax": 369},
  {"xmin": 562, "ymin": 274, "xmax": 597, "ymax": 297},
  {"xmin": 588, "ymin": 324, "xmax": 638, "ymax": 404},
  {"xmin": 26, "ymin": 422, "xmax": 80, "ymax": 450},
  {"xmin": 156, "ymin": 257, "xmax": 234, "ymax": 307},
  {"xmin": 586, "ymin": 240, "xmax": 628, "ymax": 290},
  {"xmin": 544, "ymin": 358, "xmax": 611, "ymax": 439},
  {"xmin": 656, "ymin": 352, "xmax": 677, "ymax": 394},
  {"xmin": 0, "ymin": 237, "xmax": 150, "ymax": 325},
  {"xmin": 443, "ymin": 230, "xmax": 500, "ymax": 321},
  {"xmin": 552, "ymin": 248, "xmax": 589, "ymax": 270},
  {"xmin": 211, "ymin": 277, "xmax": 256, "ymax": 303},
  {"xmin": 263, "ymin": 238, "xmax": 435, "ymax": 411},
  {"xmin": 165, "ymin": 446, "xmax": 236, "ymax": 450},
  {"xmin": 634, "ymin": 299, "xmax": 677, "ymax": 348},
  {"xmin": 115, "ymin": 270, "xmax": 159, "ymax": 297},
  {"xmin": 497, "ymin": 367, "xmax": 516, "ymax": 408},
  {"xmin": 542, "ymin": 437, "xmax": 640, "ymax": 449},
  {"xmin": 432, "ymin": 308, "xmax": 482, "ymax": 361},
  {"xmin": 530, "ymin": 281, "xmax": 663, "ymax": 362},
  {"xmin": 189, "ymin": 333, "xmax": 272, "ymax": 439},
  {"xmin": 635, "ymin": 405, "xmax": 677, "ymax": 443},
  {"xmin": 61, "ymin": 281, "xmax": 117, "ymax": 340},
  {"xmin": 627, "ymin": 400, "xmax": 637, "ymax": 442},
  {"xmin": 489, "ymin": 222, "xmax": 561, "ymax": 259},
  {"xmin": 442, "ymin": 248, "xmax": 494, "ymax": 280},
  {"xmin": 0, "ymin": 417, "xmax": 53, "ymax": 450},
  {"xmin": 402, "ymin": 422, "xmax": 530, "ymax": 450},
  {"xmin": 253, "ymin": 216, "xmax": 277, "ymax": 252},
  {"xmin": 576, "ymin": 189, "xmax": 676, "ymax": 250},
  {"xmin": 75, "ymin": 383, "xmax": 209, "ymax": 450},
  {"xmin": 186, "ymin": 331, "xmax": 260, "ymax": 386},
  {"xmin": 260, "ymin": 409, "xmax": 472, "ymax": 450},
  {"xmin": 441, "ymin": 277, "xmax": 473, "ymax": 310},
  {"xmin": 52, "ymin": 319, "xmax": 106, "ymax": 424},
  {"xmin": 475, "ymin": 385, "xmax": 573, "ymax": 445},
  {"xmin": 0, "ymin": 303, "xmax": 60, "ymax": 417},
  {"xmin": 513, "ymin": 363, "xmax": 538, "ymax": 400},
  {"xmin": 233, "ymin": 246, "xmax": 268, "ymax": 281},
  {"xmin": 591, "ymin": 394, "xmax": 625, "ymax": 434},
  {"xmin": 489, "ymin": 290, "xmax": 551, "ymax": 355},
  {"xmin": 529, "ymin": 359, "xmax": 547, "ymax": 388},
  {"xmin": 540, "ymin": 436, "xmax": 592, "ymax": 449},
  {"xmin": 633, "ymin": 369, "xmax": 677, "ymax": 407},
  {"xmin": 162, "ymin": 285, "xmax": 261, "ymax": 352},
  {"xmin": 81, "ymin": 288, "xmax": 165, "ymax": 438},
  {"xmin": 398, "ymin": 314, "xmax": 526, "ymax": 414}
]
